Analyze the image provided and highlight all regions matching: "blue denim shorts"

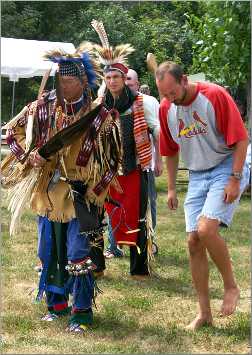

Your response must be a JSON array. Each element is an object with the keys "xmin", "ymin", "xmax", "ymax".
[{"xmin": 184, "ymin": 155, "xmax": 250, "ymax": 233}]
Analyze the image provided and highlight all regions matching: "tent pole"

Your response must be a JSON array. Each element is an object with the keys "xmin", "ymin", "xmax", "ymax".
[{"xmin": 11, "ymin": 81, "xmax": 16, "ymax": 118}]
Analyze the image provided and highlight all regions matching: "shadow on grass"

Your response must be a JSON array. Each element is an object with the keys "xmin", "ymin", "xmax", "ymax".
[
  {"xmin": 93, "ymin": 305, "xmax": 138, "ymax": 338},
  {"xmin": 155, "ymin": 252, "xmax": 188, "ymax": 268},
  {"xmin": 139, "ymin": 323, "xmax": 190, "ymax": 352},
  {"xmin": 94, "ymin": 308, "xmax": 191, "ymax": 353},
  {"xmin": 102, "ymin": 259, "xmax": 227, "ymax": 300},
  {"xmin": 240, "ymin": 193, "xmax": 251, "ymax": 201},
  {"xmin": 101, "ymin": 272, "xmax": 191, "ymax": 297}
]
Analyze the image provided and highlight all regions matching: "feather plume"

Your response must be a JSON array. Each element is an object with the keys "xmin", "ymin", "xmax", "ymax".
[
  {"xmin": 111, "ymin": 44, "xmax": 135, "ymax": 64},
  {"xmin": 77, "ymin": 42, "xmax": 103, "ymax": 80},
  {"xmin": 91, "ymin": 20, "xmax": 110, "ymax": 49},
  {"xmin": 91, "ymin": 19, "xmax": 134, "ymax": 67},
  {"xmin": 93, "ymin": 43, "xmax": 134, "ymax": 66},
  {"xmin": 80, "ymin": 52, "xmax": 98, "ymax": 88},
  {"xmin": 92, "ymin": 45, "xmax": 113, "ymax": 66},
  {"xmin": 43, "ymin": 49, "xmax": 73, "ymax": 62},
  {"xmin": 76, "ymin": 41, "xmax": 95, "ymax": 53}
]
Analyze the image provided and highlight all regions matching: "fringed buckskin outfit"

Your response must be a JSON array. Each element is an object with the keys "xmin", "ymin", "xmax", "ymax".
[
  {"xmin": 91, "ymin": 20, "xmax": 159, "ymax": 276},
  {"xmin": 1, "ymin": 43, "xmax": 121, "ymax": 332}
]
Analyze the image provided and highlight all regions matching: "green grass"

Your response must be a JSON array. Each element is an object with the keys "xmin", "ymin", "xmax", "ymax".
[{"xmin": 1, "ymin": 174, "xmax": 251, "ymax": 354}]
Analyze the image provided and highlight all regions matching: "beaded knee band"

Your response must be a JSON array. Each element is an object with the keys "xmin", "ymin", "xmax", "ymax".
[
  {"xmin": 80, "ymin": 225, "xmax": 105, "ymax": 237},
  {"xmin": 65, "ymin": 258, "xmax": 96, "ymax": 276}
]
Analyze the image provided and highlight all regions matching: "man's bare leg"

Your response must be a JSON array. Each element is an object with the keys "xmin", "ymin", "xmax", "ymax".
[
  {"xmin": 198, "ymin": 217, "xmax": 240, "ymax": 316},
  {"xmin": 186, "ymin": 232, "xmax": 213, "ymax": 331}
]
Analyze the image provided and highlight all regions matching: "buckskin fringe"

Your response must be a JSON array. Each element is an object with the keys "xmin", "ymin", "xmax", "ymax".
[
  {"xmin": 7, "ymin": 169, "xmax": 40, "ymax": 236},
  {"xmin": 146, "ymin": 204, "xmax": 155, "ymax": 275}
]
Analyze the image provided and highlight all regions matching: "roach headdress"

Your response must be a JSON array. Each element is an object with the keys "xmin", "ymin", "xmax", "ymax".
[
  {"xmin": 44, "ymin": 41, "xmax": 101, "ymax": 88},
  {"xmin": 91, "ymin": 20, "xmax": 134, "ymax": 75}
]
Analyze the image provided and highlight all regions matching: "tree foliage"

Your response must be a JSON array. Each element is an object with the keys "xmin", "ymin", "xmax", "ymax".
[{"xmin": 187, "ymin": 1, "xmax": 250, "ymax": 90}]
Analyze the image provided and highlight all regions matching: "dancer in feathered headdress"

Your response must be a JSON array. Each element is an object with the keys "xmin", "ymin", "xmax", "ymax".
[
  {"xmin": 91, "ymin": 20, "xmax": 160, "ymax": 278},
  {"xmin": 1, "ymin": 40, "xmax": 121, "ymax": 333}
]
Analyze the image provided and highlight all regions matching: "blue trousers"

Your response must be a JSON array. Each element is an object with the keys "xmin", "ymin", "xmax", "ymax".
[{"xmin": 37, "ymin": 217, "xmax": 94, "ymax": 312}]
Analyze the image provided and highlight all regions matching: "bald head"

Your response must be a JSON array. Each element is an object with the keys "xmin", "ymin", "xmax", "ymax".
[{"xmin": 126, "ymin": 69, "xmax": 139, "ymax": 92}]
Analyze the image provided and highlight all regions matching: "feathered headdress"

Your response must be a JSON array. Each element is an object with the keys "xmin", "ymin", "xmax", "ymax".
[
  {"xmin": 91, "ymin": 19, "xmax": 134, "ymax": 75},
  {"xmin": 44, "ymin": 42, "xmax": 101, "ymax": 88}
]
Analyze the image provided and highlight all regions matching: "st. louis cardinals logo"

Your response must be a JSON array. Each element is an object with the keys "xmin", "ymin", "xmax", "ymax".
[{"xmin": 178, "ymin": 111, "xmax": 207, "ymax": 138}]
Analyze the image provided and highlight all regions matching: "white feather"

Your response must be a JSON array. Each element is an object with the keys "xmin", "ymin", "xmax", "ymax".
[
  {"xmin": 91, "ymin": 20, "xmax": 110, "ymax": 48},
  {"xmin": 25, "ymin": 112, "xmax": 35, "ymax": 151}
]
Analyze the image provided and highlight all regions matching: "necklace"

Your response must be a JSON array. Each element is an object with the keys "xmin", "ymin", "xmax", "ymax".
[{"xmin": 55, "ymin": 96, "xmax": 90, "ymax": 131}]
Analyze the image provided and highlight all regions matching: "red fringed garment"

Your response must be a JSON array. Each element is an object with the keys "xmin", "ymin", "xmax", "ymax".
[{"xmin": 105, "ymin": 169, "xmax": 140, "ymax": 246}]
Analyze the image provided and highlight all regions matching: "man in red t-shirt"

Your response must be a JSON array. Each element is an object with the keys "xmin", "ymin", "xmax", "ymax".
[{"xmin": 156, "ymin": 61, "xmax": 250, "ymax": 331}]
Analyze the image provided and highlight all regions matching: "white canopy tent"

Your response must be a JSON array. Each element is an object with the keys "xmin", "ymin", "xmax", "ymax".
[
  {"xmin": 188, "ymin": 72, "xmax": 206, "ymax": 82},
  {"xmin": 1, "ymin": 37, "xmax": 75, "ymax": 117}
]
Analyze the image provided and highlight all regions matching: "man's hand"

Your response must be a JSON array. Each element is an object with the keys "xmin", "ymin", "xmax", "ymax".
[
  {"xmin": 223, "ymin": 178, "xmax": 240, "ymax": 204},
  {"xmin": 167, "ymin": 189, "xmax": 178, "ymax": 210},
  {"xmin": 154, "ymin": 157, "xmax": 163, "ymax": 177},
  {"xmin": 29, "ymin": 150, "xmax": 46, "ymax": 168}
]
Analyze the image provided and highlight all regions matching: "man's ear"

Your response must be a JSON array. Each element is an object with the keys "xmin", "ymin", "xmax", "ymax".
[
  {"xmin": 80, "ymin": 75, "xmax": 88, "ymax": 88},
  {"xmin": 181, "ymin": 75, "xmax": 188, "ymax": 86}
]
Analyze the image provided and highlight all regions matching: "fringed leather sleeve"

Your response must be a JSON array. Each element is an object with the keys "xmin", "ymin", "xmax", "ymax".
[{"xmin": 6, "ymin": 112, "xmax": 28, "ymax": 162}]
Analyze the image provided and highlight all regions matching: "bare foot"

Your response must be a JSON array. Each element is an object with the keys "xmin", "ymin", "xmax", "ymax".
[
  {"xmin": 185, "ymin": 314, "xmax": 213, "ymax": 331},
  {"xmin": 220, "ymin": 286, "xmax": 240, "ymax": 316}
]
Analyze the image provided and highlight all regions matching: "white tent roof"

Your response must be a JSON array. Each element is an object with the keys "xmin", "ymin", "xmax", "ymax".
[{"xmin": 1, "ymin": 37, "xmax": 75, "ymax": 81}]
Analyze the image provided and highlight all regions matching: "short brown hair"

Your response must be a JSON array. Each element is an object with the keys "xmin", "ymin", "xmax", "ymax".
[{"xmin": 155, "ymin": 61, "xmax": 184, "ymax": 82}]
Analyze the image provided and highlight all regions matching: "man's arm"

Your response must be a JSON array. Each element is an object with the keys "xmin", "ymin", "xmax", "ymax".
[
  {"xmin": 6, "ymin": 103, "xmax": 47, "ymax": 168},
  {"xmin": 142, "ymin": 94, "xmax": 160, "ymax": 140},
  {"xmin": 166, "ymin": 152, "xmax": 179, "ymax": 210},
  {"xmin": 231, "ymin": 139, "xmax": 249, "ymax": 173},
  {"xmin": 224, "ymin": 139, "xmax": 249, "ymax": 203},
  {"xmin": 6, "ymin": 110, "xmax": 28, "ymax": 162},
  {"xmin": 207, "ymin": 85, "xmax": 249, "ymax": 203},
  {"xmin": 153, "ymin": 135, "xmax": 163, "ymax": 177},
  {"xmin": 141, "ymin": 94, "xmax": 163, "ymax": 175}
]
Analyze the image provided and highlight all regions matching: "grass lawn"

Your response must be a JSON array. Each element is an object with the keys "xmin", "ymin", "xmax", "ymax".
[{"xmin": 1, "ymin": 173, "xmax": 251, "ymax": 354}]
